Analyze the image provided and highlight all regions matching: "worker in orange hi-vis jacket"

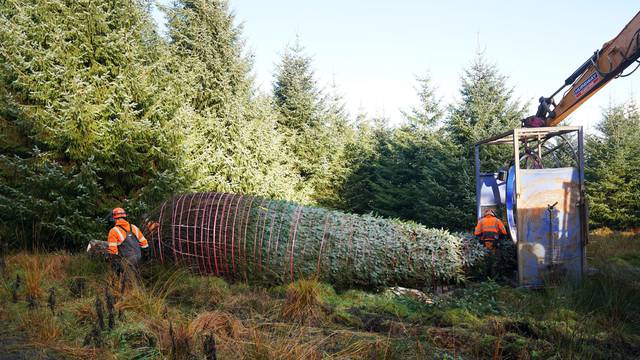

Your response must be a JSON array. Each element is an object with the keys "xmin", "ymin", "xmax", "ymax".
[
  {"xmin": 474, "ymin": 209, "xmax": 508, "ymax": 251},
  {"xmin": 107, "ymin": 207, "xmax": 149, "ymax": 266}
]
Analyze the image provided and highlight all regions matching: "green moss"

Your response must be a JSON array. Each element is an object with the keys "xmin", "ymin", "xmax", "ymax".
[
  {"xmin": 331, "ymin": 308, "xmax": 363, "ymax": 328},
  {"xmin": 440, "ymin": 308, "xmax": 481, "ymax": 327},
  {"xmin": 167, "ymin": 274, "xmax": 230, "ymax": 311},
  {"xmin": 500, "ymin": 334, "xmax": 533, "ymax": 359},
  {"xmin": 544, "ymin": 307, "xmax": 578, "ymax": 323},
  {"xmin": 478, "ymin": 334, "xmax": 498, "ymax": 350}
]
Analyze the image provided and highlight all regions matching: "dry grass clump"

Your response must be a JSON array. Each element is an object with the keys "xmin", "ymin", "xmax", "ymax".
[
  {"xmin": 116, "ymin": 282, "xmax": 164, "ymax": 321},
  {"xmin": 222, "ymin": 288, "xmax": 279, "ymax": 319},
  {"xmin": 148, "ymin": 319, "xmax": 194, "ymax": 360},
  {"xmin": 189, "ymin": 310, "xmax": 246, "ymax": 342},
  {"xmin": 6, "ymin": 252, "xmax": 71, "ymax": 305},
  {"xmin": 590, "ymin": 227, "xmax": 614, "ymax": 237},
  {"xmin": 116, "ymin": 268, "xmax": 184, "ymax": 321},
  {"xmin": 241, "ymin": 325, "xmax": 323, "ymax": 360},
  {"xmin": 40, "ymin": 252, "xmax": 71, "ymax": 281},
  {"xmin": 332, "ymin": 337, "xmax": 394, "ymax": 360},
  {"xmin": 281, "ymin": 279, "xmax": 326, "ymax": 324},
  {"xmin": 18, "ymin": 309, "xmax": 62, "ymax": 346},
  {"xmin": 7, "ymin": 252, "xmax": 71, "ymax": 280},
  {"xmin": 71, "ymin": 297, "xmax": 97, "ymax": 325},
  {"xmin": 24, "ymin": 257, "xmax": 45, "ymax": 302},
  {"xmin": 6, "ymin": 253, "xmax": 33, "ymax": 270}
]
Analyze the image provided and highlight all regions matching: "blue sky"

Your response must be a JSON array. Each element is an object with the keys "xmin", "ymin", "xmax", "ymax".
[{"xmin": 154, "ymin": 1, "xmax": 639, "ymax": 132}]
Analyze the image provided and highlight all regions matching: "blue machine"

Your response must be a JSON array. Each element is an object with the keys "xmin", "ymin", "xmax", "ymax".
[{"xmin": 475, "ymin": 127, "xmax": 587, "ymax": 287}]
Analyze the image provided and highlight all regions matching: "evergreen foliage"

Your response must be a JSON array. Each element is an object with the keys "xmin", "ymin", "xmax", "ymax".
[
  {"xmin": 445, "ymin": 54, "xmax": 525, "ymax": 228},
  {"xmin": 447, "ymin": 54, "xmax": 525, "ymax": 152},
  {"xmin": 272, "ymin": 41, "xmax": 353, "ymax": 202},
  {"xmin": 0, "ymin": 151, "xmax": 102, "ymax": 248},
  {"xmin": 339, "ymin": 77, "xmax": 473, "ymax": 229},
  {"xmin": 401, "ymin": 74, "xmax": 444, "ymax": 130},
  {"xmin": 0, "ymin": 0, "xmax": 184, "ymax": 247},
  {"xmin": 166, "ymin": 0, "xmax": 300, "ymax": 199},
  {"xmin": 586, "ymin": 102, "xmax": 640, "ymax": 229}
]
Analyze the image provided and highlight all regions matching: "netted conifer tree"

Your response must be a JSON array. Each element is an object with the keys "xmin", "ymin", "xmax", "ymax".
[{"xmin": 145, "ymin": 192, "xmax": 485, "ymax": 289}]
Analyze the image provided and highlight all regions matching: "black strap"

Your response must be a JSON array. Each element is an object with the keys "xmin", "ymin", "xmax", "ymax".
[{"xmin": 117, "ymin": 223, "xmax": 138, "ymax": 240}]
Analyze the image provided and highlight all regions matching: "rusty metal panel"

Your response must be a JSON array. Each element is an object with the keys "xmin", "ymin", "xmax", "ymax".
[{"xmin": 516, "ymin": 167, "xmax": 584, "ymax": 288}]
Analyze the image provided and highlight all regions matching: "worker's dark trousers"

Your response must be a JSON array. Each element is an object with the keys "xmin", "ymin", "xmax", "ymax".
[
  {"xmin": 479, "ymin": 238, "xmax": 499, "ymax": 279},
  {"xmin": 483, "ymin": 252, "xmax": 498, "ymax": 278}
]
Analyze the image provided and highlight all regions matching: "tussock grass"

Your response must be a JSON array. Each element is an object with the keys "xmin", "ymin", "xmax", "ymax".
[
  {"xmin": 70, "ymin": 297, "xmax": 97, "ymax": 325},
  {"xmin": 147, "ymin": 319, "xmax": 193, "ymax": 360},
  {"xmin": 8, "ymin": 252, "xmax": 71, "ymax": 280},
  {"xmin": 189, "ymin": 310, "xmax": 246, "ymax": 341},
  {"xmin": 17, "ymin": 309, "xmax": 62, "ymax": 345},
  {"xmin": 40, "ymin": 252, "xmax": 71, "ymax": 281},
  {"xmin": 24, "ymin": 257, "xmax": 44, "ymax": 302},
  {"xmin": 242, "ymin": 325, "xmax": 323, "ymax": 360},
  {"xmin": 6, "ymin": 253, "xmax": 33, "ymax": 271},
  {"xmin": 281, "ymin": 279, "xmax": 326, "ymax": 324},
  {"xmin": 116, "ymin": 267, "xmax": 185, "ymax": 321},
  {"xmin": 108, "ymin": 322, "xmax": 161, "ymax": 359}
]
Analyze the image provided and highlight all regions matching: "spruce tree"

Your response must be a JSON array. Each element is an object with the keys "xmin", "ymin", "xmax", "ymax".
[
  {"xmin": 272, "ymin": 41, "xmax": 351, "ymax": 203},
  {"xmin": 447, "ymin": 54, "xmax": 524, "ymax": 144},
  {"xmin": 334, "ymin": 116, "xmax": 383, "ymax": 213},
  {"xmin": 147, "ymin": 192, "xmax": 485, "ymax": 289},
  {"xmin": 401, "ymin": 74, "xmax": 444, "ymax": 130},
  {"xmin": 0, "ymin": 0, "xmax": 183, "ymax": 247},
  {"xmin": 446, "ymin": 54, "xmax": 525, "ymax": 171},
  {"xmin": 313, "ymin": 84, "xmax": 355, "ymax": 206},
  {"xmin": 165, "ymin": 0, "xmax": 300, "ymax": 200},
  {"xmin": 339, "ymin": 77, "xmax": 472, "ymax": 230},
  {"xmin": 586, "ymin": 102, "xmax": 640, "ymax": 229},
  {"xmin": 444, "ymin": 54, "xmax": 526, "ymax": 227}
]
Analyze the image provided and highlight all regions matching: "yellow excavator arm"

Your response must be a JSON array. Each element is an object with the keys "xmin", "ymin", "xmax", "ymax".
[{"xmin": 534, "ymin": 11, "xmax": 640, "ymax": 126}]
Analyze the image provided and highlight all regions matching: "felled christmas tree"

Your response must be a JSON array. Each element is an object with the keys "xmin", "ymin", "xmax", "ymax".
[{"xmin": 145, "ymin": 192, "xmax": 484, "ymax": 289}]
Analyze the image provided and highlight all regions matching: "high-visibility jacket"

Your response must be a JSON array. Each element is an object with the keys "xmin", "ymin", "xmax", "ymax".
[
  {"xmin": 107, "ymin": 219, "xmax": 149, "ymax": 255},
  {"xmin": 474, "ymin": 214, "xmax": 507, "ymax": 250}
]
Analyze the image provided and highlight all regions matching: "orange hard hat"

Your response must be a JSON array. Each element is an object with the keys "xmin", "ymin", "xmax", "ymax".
[
  {"xmin": 112, "ymin": 207, "xmax": 127, "ymax": 219},
  {"xmin": 484, "ymin": 209, "xmax": 496, "ymax": 217}
]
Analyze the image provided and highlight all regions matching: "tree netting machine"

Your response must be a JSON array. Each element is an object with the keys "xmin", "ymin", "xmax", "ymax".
[{"xmin": 475, "ymin": 126, "xmax": 588, "ymax": 287}]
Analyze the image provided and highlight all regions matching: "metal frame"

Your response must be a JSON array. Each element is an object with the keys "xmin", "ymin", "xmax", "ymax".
[
  {"xmin": 475, "ymin": 126, "xmax": 585, "ymax": 217},
  {"xmin": 474, "ymin": 126, "xmax": 588, "ymax": 286}
]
